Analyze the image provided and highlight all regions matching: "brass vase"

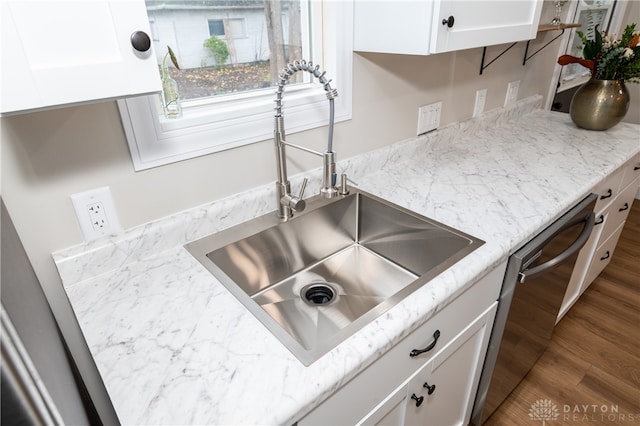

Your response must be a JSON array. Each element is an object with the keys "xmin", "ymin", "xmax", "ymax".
[{"xmin": 569, "ymin": 79, "xmax": 630, "ymax": 131}]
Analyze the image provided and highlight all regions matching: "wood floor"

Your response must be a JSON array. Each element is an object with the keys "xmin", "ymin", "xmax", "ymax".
[{"xmin": 484, "ymin": 200, "xmax": 640, "ymax": 425}]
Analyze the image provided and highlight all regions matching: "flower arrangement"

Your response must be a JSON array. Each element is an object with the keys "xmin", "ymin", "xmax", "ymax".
[{"xmin": 558, "ymin": 23, "xmax": 640, "ymax": 82}]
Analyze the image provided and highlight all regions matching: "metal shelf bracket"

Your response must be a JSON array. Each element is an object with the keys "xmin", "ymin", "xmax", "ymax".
[
  {"xmin": 523, "ymin": 28, "xmax": 566, "ymax": 66},
  {"xmin": 480, "ymin": 43, "xmax": 518, "ymax": 75},
  {"xmin": 479, "ymin": 24, "xmax": 579, "ymax": 75}
]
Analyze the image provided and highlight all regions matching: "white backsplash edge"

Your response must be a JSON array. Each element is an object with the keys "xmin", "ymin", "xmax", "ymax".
[{"xmin": 53, "ymin": 95, "xmax": 543, "ymax": 288}]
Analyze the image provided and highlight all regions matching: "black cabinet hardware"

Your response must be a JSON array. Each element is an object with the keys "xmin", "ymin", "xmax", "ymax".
[
  {"xmin": 619, "ymin": 203, "xmax": 629, "ymax": 212},
  {"xmin": 600, "ymin": 189, "xmax": 613, "ymax": 199},
  {"xmin": 594, "ymin": 215, "xmax": 605, "ymax": 225},
  {"xmin": 600, "ymin": 251, "xmax": 610, "ymax": 261},
  {"xmin": 423, "ymin": 382, "xmax": 436, "ymax": 395},
  {"xmin": 411, "ymin": 394, "xmax": 424, "ymax": 407},
  {"xmin": 130, "ymin": 31, "xmax": 151, "ymax": 52},
  {"xmin": 442, "ymin": 16, "xmax": 455, "ymax": 27},
  {"xmin": 410, "ymin": 330, "xmax": 441, "ymax": 357}
]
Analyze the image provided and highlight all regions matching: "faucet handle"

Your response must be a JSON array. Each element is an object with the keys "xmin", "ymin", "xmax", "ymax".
[{"xmin": 287, "ymin": 178, "xmax": 308, "ymax": 213}]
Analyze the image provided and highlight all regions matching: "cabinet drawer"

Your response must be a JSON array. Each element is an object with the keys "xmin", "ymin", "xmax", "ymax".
[
  {"xmin": 404, "ymin": 302, "xmax": 498, "ymax": 426},
  {"xmin": 592, "ymin": 166, "xmax": 624, "ymax": 213},
  {"xmin": 618, "ymin": 154, "xmax": 640, "ymax": 193},
  {"xmin": 582, "ymin": 225, "xmax": 625, "ymax": 289},
  {"xmin": 600, "ymin": 179, "xmax": 639, "ymax": 240},
  {"xmin": 299, "ymin": 262, "xmax": 506, "ymax": 426}
]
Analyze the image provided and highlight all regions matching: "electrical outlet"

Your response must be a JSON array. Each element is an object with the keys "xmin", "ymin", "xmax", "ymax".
[
  {"xmin": 504, "ymin": 80, "xmax": 520, "ymax": 107},
  {"xmin": 473, "ymin": 89, "xmax": 487, "ymax": 117},
  {"xmin": 417, "ymin": 101, "xmax": 442, "ymax": 135},
  {"xmin": 71, "ymin": 187, "xmax": 121, "ymax": 242}
]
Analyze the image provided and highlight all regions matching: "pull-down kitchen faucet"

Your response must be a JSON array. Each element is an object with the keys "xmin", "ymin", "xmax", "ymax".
[{"xmin": 273, "ymin": 60, "xmax": 339, "ymax": 220}]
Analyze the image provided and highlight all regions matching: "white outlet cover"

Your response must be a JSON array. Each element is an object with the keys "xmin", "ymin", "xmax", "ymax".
[
  {"xmin": 70, "ymin": 186, "xmax": 122, "ymax": 242},
  {"xmin": 417, "ymin": 101, "xmax": 442, "ymax": 135},
  {"xmin": 473, "ymin": 89, "xmax": 487, "ymax": 118},
  {"xmin": 505, "ymin": 80, "xmax": 520, "ymax": 107}
]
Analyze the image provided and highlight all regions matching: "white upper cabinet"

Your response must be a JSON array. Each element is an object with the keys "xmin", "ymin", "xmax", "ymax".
[
  {"xmin": 354, "ymin": 0, "xmax": 543, "ymax": 55},
  {"xmin": 1, "ymin": 1, "xmax": 161, "ymax": 114}
]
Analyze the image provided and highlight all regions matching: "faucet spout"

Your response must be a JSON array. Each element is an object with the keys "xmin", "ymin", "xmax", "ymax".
[{"xmin": 273, "ymin": 60, "xmax": 340, "ymax": 220}]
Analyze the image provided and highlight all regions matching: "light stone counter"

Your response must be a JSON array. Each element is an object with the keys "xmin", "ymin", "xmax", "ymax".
[{"xmin": 53, "ymin": 95, "xmax": 640, "ymax": 425}]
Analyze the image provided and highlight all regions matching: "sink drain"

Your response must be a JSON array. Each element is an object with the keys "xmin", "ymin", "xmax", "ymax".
[{"xmin": 302, "ymin": 283, "xmax": 336, "ymax": 306}]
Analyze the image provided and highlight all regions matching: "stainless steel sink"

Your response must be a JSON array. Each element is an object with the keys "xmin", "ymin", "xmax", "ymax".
[{"xmin": 185, "ymin": 190, "xmax": 483, "ymax": 365}]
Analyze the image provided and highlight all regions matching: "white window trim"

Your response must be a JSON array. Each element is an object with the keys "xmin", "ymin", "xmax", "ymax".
[{"xmin": 117, "ymin": 1, "xmax": 353, "ymax": 171}]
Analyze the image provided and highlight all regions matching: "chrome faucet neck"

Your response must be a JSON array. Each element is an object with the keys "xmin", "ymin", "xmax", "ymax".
[{"xmin": 273, "ymin": 60, "xmax": 340, "ymax": 220}]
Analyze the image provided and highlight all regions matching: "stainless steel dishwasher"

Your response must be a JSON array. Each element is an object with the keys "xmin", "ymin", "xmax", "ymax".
[{"xmin": 471, "ymin": 193, "xmax": 597, "ymax": 425}]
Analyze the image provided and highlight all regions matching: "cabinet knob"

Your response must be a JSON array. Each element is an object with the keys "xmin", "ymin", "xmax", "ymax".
[
  {"xmin": 423, "ymin": 382, "xmax": 436, "ymax": 395},
  {"xmin": 130, "ymin": 31, "xmax": 152, "ymax": 52},
  {"xmin": 411, "ymin": 393, "xmax": 424, "ymax": 407},
  {"xmin": 442, "ymin": 16, "xmax": 455, "ymax": 28}
]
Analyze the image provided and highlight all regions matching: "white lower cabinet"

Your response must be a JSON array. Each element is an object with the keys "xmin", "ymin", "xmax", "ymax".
[
  {"xmin": 361, "ymin": 302, "xmax": 497, "ymax": 426},
  {"xmin": 558, "ymin": 154, "xmax": 640, "ymax": 322},
  {"xmin": 299, "ymin": 262, "xmax": 505, "ymax": 426}
]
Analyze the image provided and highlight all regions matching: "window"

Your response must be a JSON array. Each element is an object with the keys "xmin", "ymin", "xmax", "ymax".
[
  {"xmin": 208, "ymin": 19, "xmax": 225, "ymax": 36},
  {"xmin": 118, "ymin": 0, "xmax": 353, "ymax": 171}
]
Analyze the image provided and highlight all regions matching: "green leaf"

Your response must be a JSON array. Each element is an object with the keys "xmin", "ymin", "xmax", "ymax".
[{"xmin": 167, "ymin": 45, "xmax": 180, "ymax": 70}]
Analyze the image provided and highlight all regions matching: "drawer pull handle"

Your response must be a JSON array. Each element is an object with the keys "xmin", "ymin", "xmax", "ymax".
[
  {"xmin": 634, "ymin": 165, "xmax": 640, "ymax": 171},
  {"xmin": 410, "ymin": 330, "xmax": 441, "ymax": 358},
  {"xmin": 600, "ymin": 251, "xmax": 610, "ymax": 261},
  {"xmin": 594, "ymin": 215, "xmax": 605, "ymax": 225},
  {"xmin": 411, "ymin": 394, "xmax": 424, "ymax": 407},
  {"xmin": 600, "ymin": 189, "xmax": 613, "ymax": 199},
  {"xmin": 619, "ymin": 203, "xmax": 629, "ymax": 212},
  {"xmin": 423, "ymin": 382, "xmax": 436, "ymax": 395}
]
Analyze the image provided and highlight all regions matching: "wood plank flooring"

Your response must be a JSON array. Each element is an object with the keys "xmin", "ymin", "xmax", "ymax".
[{"xmin": 484, "ymin": 199, "xmax": 640, "ymax": 425}]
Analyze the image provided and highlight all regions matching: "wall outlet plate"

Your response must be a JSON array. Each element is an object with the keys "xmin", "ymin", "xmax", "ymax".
[
  {"xmin": 504, "ymin": 80, "xmax": 520, "ymax": 107},
  {"xmin": 417, "ymin": 101, "xmax": 442, "ymax": 135},
  {"xmin": 473, "ymin": 89, "xmax": 487, "ymax": 117},
  {"xmin": 70, "ymin": 186, "xmax": 122, "ymax": 242}
]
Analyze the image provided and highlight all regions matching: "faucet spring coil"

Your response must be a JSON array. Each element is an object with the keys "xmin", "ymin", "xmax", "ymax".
[{"xmin": 274, "ymin": 59, "xmax": 338, "ymax": 117}]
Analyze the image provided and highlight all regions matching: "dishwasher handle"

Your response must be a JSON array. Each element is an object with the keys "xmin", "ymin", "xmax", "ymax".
[{"xmin": 518, "ymin": 212, "xmax": 595, "ymax": 283}]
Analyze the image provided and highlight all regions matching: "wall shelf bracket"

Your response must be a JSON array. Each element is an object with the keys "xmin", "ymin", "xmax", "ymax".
[
  {"xmin": 479, "ymin": 43, "xmax": 518, "ymax": 75},
  {"xmin": 522, "ymin": 28, "xmax": 566, "ymax": 66},
  {"xmin": 479, "ymin": 23, "xmax": 580, "ymax": 75}
]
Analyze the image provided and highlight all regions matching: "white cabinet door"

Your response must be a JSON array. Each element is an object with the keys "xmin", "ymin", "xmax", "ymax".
[
  {"xmin": 1, "ymin": 0, "xmax": 161, "ymax": 114},
  {"xmin": 431, "ymin": 0, "xmax": 543, "ymax": 53},
  {"xmin": 354, "ymin": 1, "xmax": 434, "ymax": 55},
  {"xmin": 354, "ymin": 0, "xmax": 543, "ymax": 55},
  {"xmin": 358, "ymin": 383, "xmax": 409, "ymax": 426},
  {"xmin": 404, "ymin": 302, "xmax": 498, "ymax": 426}
]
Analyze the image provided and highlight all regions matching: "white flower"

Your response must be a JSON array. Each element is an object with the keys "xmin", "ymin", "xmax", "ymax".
[
  {"xmin": 623, "ymin": 47, "xmax": 634, "ymax": 59},
  {"xmin": 603, "ymin": 34, "xmax": 615, "ymax": 48}
]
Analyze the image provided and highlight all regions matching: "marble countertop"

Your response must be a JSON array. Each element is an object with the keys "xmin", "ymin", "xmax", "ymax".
[{"xmin": 53, "ymin": 96, "xmax": 640, "ymax": 425}]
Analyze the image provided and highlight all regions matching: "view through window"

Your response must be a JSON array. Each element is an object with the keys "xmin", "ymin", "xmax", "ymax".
[{"xmin": 145, "ymin": 0, "xmax": 308, "ymax": 102}]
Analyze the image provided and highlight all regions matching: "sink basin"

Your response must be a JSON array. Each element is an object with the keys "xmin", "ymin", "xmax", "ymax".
[{"xmin": 185, "ymin": 190, "xmax": 483, "ymax": 365}]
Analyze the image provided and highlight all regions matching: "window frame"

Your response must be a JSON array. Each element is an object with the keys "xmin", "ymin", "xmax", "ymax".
[{"xmin": 117, "ymin": 1, "xmax": 353, "ymax": 171}]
